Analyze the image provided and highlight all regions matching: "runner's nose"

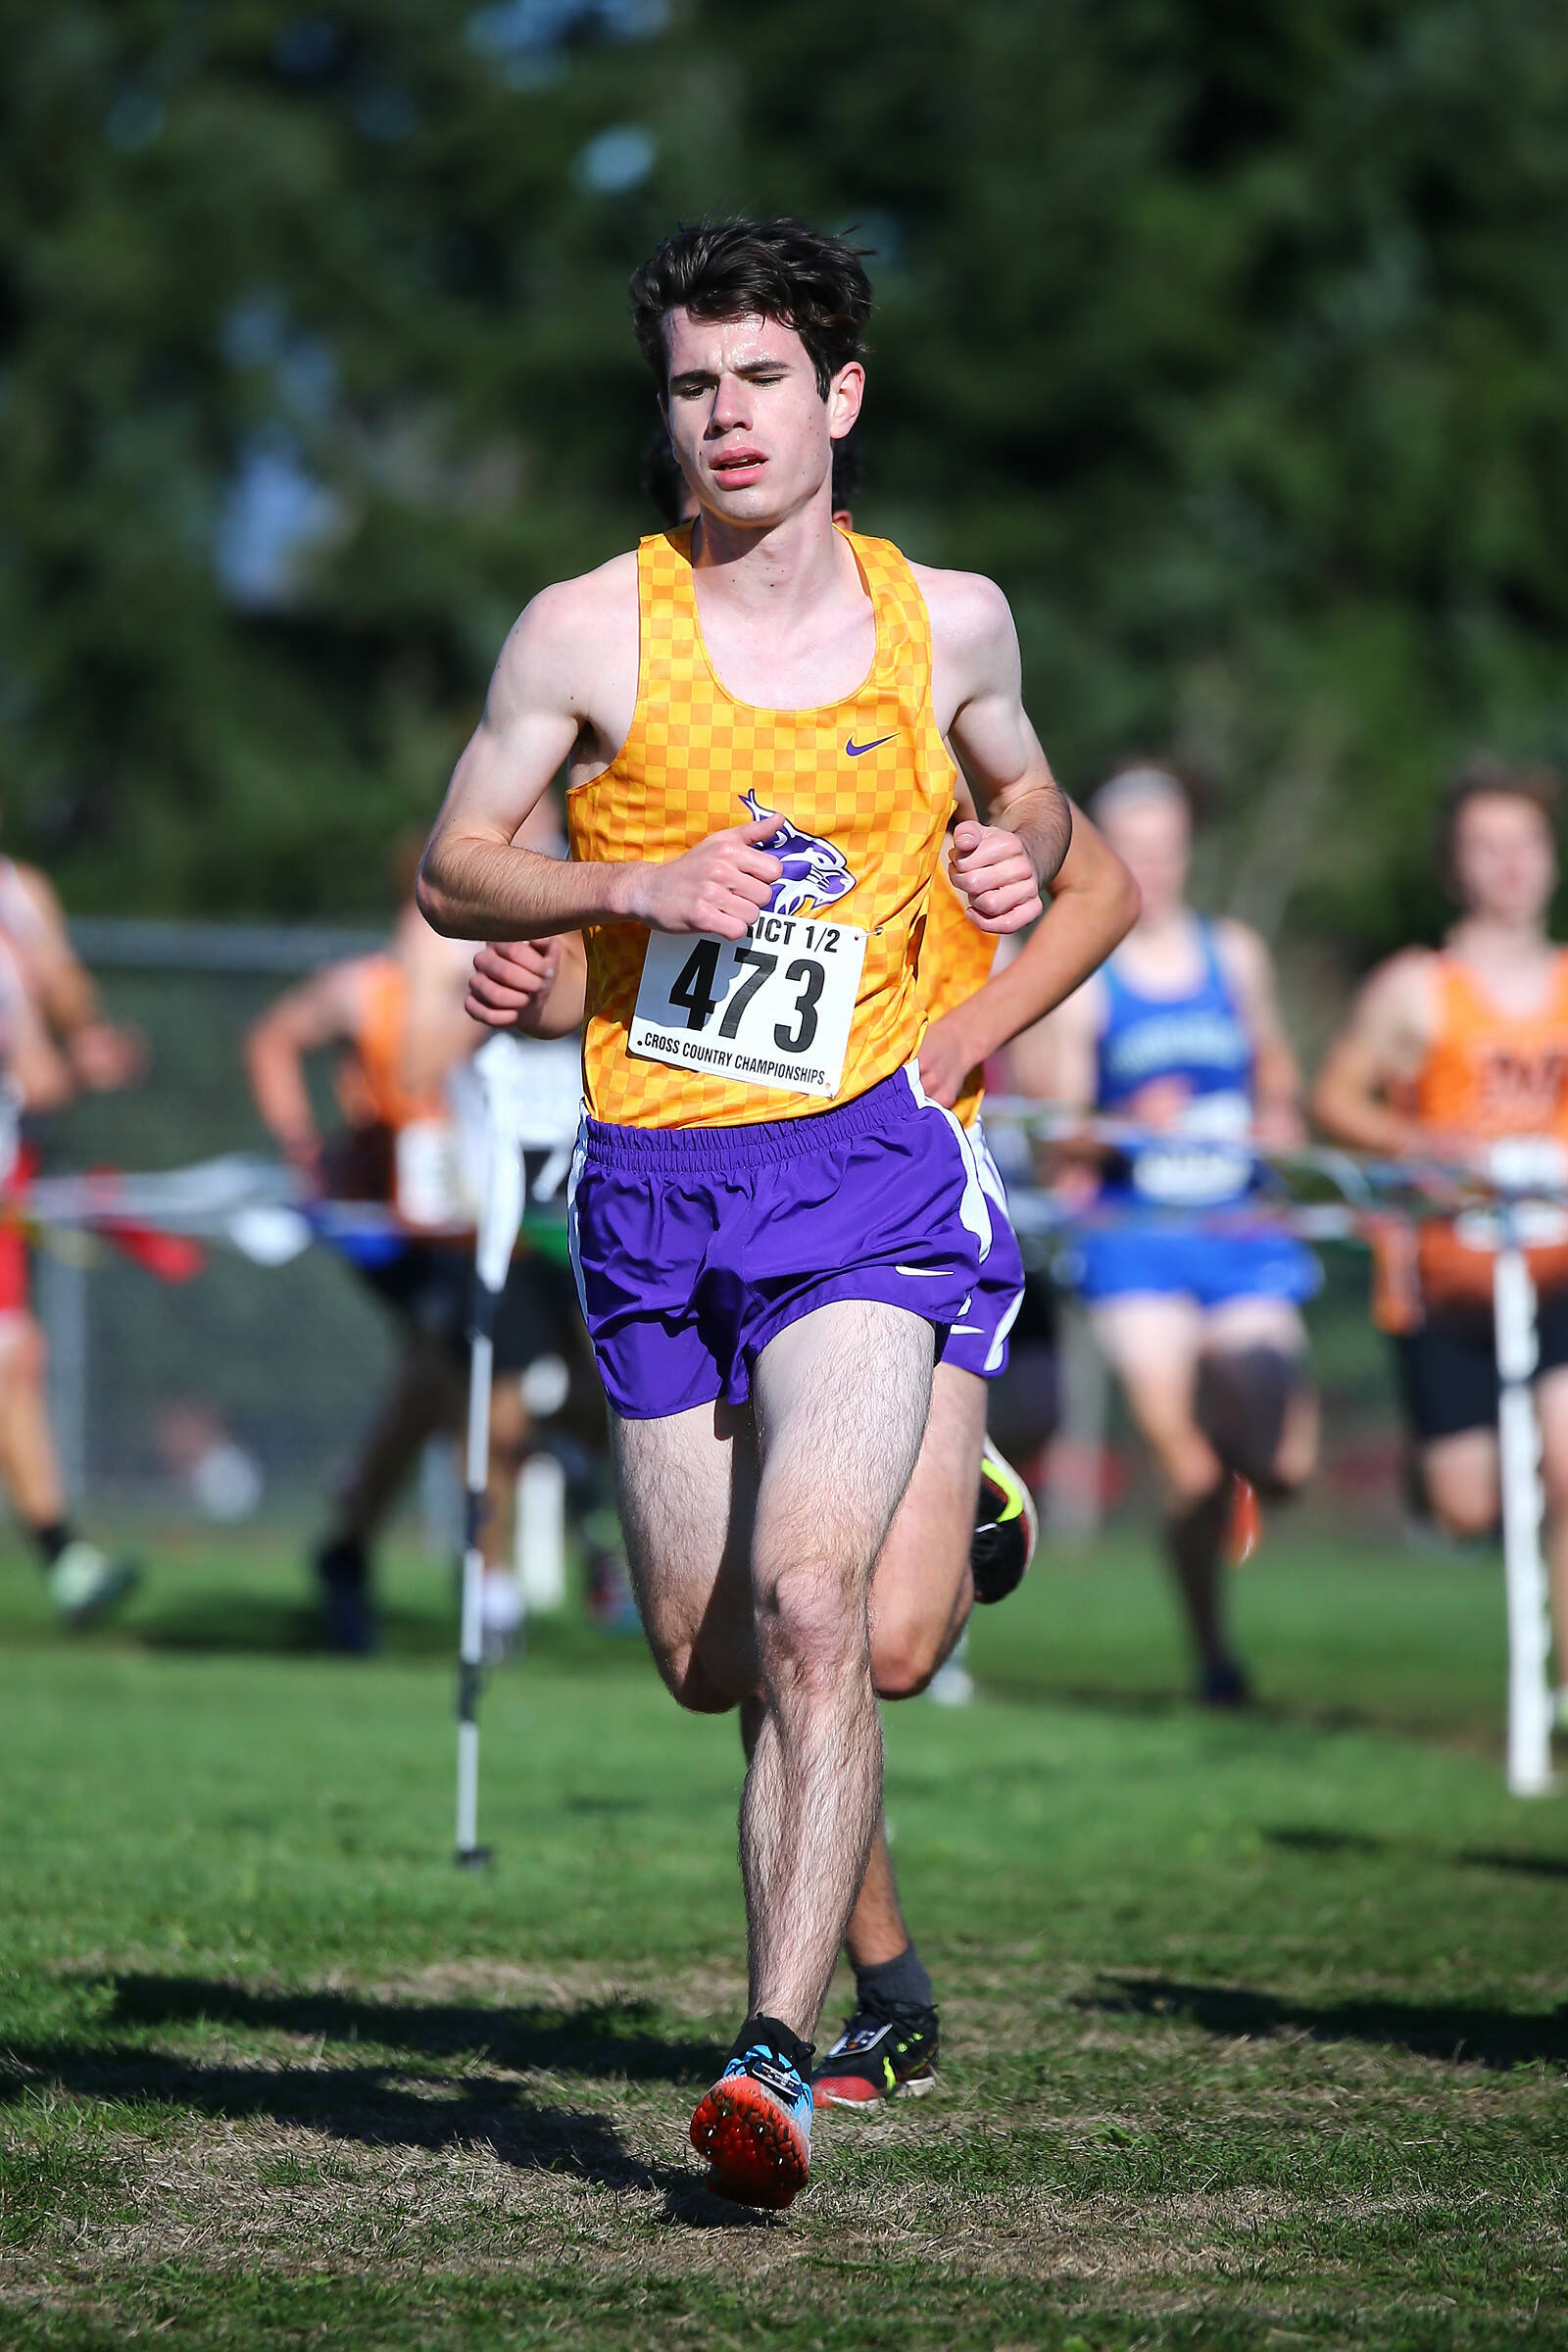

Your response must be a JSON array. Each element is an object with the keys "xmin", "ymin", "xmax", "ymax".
[{"xmin": 708, "ymin": 372, "xmax": 753, "ymax": 433}]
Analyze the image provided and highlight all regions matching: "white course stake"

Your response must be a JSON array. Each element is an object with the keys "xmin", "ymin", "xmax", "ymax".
[
  {"xmin": 454, "ymin": 1038, "xmax": 528, "ymax": 1868},
  {"xmin": 1494, "ymin": 1239, "xmax": 1554, "ymax": 1797}
]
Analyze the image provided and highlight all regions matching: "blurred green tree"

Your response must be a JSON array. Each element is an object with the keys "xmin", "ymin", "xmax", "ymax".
[{"xmin": 1, "ymin": 0, "xmax": 1565, "ymax": 946}]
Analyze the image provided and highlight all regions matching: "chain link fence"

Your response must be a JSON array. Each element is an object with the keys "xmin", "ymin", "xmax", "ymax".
[{"xmin": 38, "ymin": 922, "xmax": 424, "ymax": 1538}]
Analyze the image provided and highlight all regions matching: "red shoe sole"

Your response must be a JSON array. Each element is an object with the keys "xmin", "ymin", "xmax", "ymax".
[
  {"xmin": 813, "ymin": 2070, "xmax": 937, "ymax": 2109},
  {"xmin": 690, "ymin": 2076, "xmax": 809, "ymax": 2209}
]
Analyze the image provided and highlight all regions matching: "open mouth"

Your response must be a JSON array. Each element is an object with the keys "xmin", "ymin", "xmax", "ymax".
[{"xmin": 710, "ymin": 450, "xmax": 766, "ymax": 484}]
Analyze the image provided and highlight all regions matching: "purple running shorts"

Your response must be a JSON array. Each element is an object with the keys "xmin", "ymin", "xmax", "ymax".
[
  {"xmin": 568, "ymin": 1065, "xmax": 992, "ymax": 1419},
  {"xmin": 941, "ymin": 1120, "xmax": 1026, "ymax": 1380}
]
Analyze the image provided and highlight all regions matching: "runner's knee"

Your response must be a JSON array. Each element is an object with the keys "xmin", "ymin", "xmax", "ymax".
[
  {"xmin": 1424, "ymin": 1456, "xmax": 1498, "ymax": 1540},
  {"xmin": 871, "ymin": 1632, "xmax": 946, "ymax": 1701},
  {"xmin": 1431, "ymin": 1488, "xmax": 1498, "ymax": 1542},
  {"xmin": 1540, "ymin": 1448, "xmax": 1568, "ymax": 1520},
  {"xmin": 654, "ymin": 1636, "xmax": 746, "ymax": 1716},
  {"xmin": 0, "ymin": 1313, "xmax": 46, "ymax": 1387},
  {"xmin": 1195, "ymin": 1345, "xmax": 1306, "ymax": 1496},
  {"xmin": 756, "ymin": 1561, "xmax": 866, "ymax": 1693},
  {"xmin": 869, "ymin": 1583, "xmax": 963, "ymax": 1698}
]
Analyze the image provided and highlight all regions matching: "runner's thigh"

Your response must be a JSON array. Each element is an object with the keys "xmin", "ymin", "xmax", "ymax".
[
  {"xmin": 870, "ymin": 1358, "xmax": 987, "ymax": 1636},
  {"xmin": 1201, "ymin": 1296, "xmax": 1308, "ymax": 1357},
  {"xmin": 1533, "ymin": 1365, "xmax": 1568, "ymax": 1506},
  {"xmin": 1090, "ymin": 1294, "xmax": 1205, "ymax": 1433},
  {"xmin": 751, "ymin": 1299, "xmax": 936, "ymax": 1582}
]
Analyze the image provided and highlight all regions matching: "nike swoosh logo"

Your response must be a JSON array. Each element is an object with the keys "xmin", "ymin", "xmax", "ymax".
[
  {"xmin": 896, "ymin": 1265, "xmax": 953, "ymax": 1278},
  {"xmin": 846, "ymin": 734, "xmax": 895, "ymax": 757}
]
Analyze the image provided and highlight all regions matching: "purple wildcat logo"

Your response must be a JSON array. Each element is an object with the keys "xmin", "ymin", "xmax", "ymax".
[{"xmin": 740, "ymin": 790, "xmax": 858, "ymax": 917}]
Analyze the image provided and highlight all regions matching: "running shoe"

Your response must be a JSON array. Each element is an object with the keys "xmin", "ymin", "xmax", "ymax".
[
  {"xmin": 1198, "ymin": 1655, "xmax": 1251, "ymax": 1708},
  {"xmin": 812, "ymin": 1994, "xmax": 939, "ymax": 2109},
  {"xmin": 1225, "ymin": 1474, "xmax": 1262, "ymax": 1567},
  {"xmin": 690, "ymin": 2023, "xmax": 813, "ymax": 2209},
  {"xmin": 481, "ymin": 1568, "xmax": 523, "ymax": 1664},
  {"xmin": 970, "ymin": 1437, "xmax": 1039, "ymax": 1604},
  {"xmin": 48, "ymin": 1541, "xmax": 139, "ymax": 1628}
]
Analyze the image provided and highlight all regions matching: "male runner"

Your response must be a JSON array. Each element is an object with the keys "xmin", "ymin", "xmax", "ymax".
[
  {"xmin": 466, "ymin": 802, "xmax": 1134, "ymax": 2105},
  {"xmin": 247, "ymin": 871, "xmax": 593, "ymax": 1654},
  {"xmin": 1038, "ymin": 763, "xmax": 1319, "ymax": 1703},
  {"xmin": 1313, "ymin": 759, "xmax": 1568, "ymax": 1709},
  {"xmin": 420, "ymin": 218, "xmax": 1098, "ymax": 2207},
  {"xmin": 0, "ymin": 836, "xmax": 145, "ymax": 1623}
]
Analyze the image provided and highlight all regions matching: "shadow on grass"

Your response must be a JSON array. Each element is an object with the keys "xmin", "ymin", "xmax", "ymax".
[
  {"xmin": 132, "ymin": 1595, "xmax": 453, "ymax": 1659},
  {"xmin": 1456, "ymin": 1846, "xmax": 1568, "ymax": 1883},
  {"xmin": 977, "ymin": 1673, "xmax": 1384, "ymax": 1735},
  {"xmin": 975, "ymin": 1672, "xmax": 1502, "ymax": 1752},
  {"xmin": 100, "ymin": 1976, "xmax": 726, "ymax": 2082},
  {"xmin": 131, "ymin": 1593, "xmax": 654, "ymax": 1673},
  {"xmin": 1263, "ymin": 1825, "xmax": 1387, "ymax": 1858},
  {"xmin": 1263, "ymin": 1826, "xmax": 1568, "ymax": 1881},
  {"xmin": 1081, "ymin": 1974, "xmax": 1568, "ymax": 2070},
  {"xmin": 0, "ymin": 1976, "xmax": 759, "ymax": 2220}
]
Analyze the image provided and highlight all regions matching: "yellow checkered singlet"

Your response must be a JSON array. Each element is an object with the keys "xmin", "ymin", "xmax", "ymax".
[
  {"xmin": 570, "ymin": 525, "xmax": 958, "ymax": 1128},
  {"xmin": 918, "ymin": 857, "xmax": 1001, "ymax": 1129}
]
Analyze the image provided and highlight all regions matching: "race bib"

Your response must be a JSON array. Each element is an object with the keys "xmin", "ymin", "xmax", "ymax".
[
  {"xmin": 1132, "ymin": 1089, "xmax": 1254, "ymax": 1207},
  {"xmin": 1454, "ymin": 1135, "xmax": 1568, "ymax": 1253},
  {"xmin": 395, "ymin": 1117, "xmax": 467, "ymax": 1229},
  {"xmin": 629, "ymin": 914, "xmax": 868, "ymax": 1100}
]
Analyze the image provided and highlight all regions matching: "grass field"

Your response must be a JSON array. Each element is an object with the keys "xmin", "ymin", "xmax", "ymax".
[{"xmin": 2, "ymin": 1517, "xmax": 1567, "ymax": 2349}]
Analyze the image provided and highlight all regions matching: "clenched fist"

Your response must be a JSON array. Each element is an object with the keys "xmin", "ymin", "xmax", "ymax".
[
  {"xmin": 626, "ymin": 817, "xmax": 784, "ymax": 941},
  {"xmin": 466, "ymin": 938, "xmax": 563, "ymax": 1032},
  {"xmin": 950, "ymin": 820, "xmax": 1042, "ymax": 933}
]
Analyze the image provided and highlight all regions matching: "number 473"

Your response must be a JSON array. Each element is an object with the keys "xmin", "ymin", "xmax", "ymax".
[{"xmin": 668, "ymin": 940, "xmax": 823, "ymax": 1054}]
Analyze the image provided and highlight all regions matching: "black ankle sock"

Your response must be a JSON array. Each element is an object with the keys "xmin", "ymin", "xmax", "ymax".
[
  {"xmin": 1165, "ymin": 1483, "xmax": 1233, "ymax": 1673},
  {"xmin": 734, "ymin": 2011, "xmax": 813, "ymax": 2077},
  {"xmin": 30, "ymin": 1520, "xmax": 74, "ymax": 1570},
  {"xmin": 317, "ymin": 1534, "xmax": 368, "ymax": 1588},
  {"xmin": 854, "ymin": 1942, "xmax": 935, "ymax": 2013}
]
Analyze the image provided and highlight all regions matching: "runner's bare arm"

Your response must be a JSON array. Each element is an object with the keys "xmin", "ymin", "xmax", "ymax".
[
  {"xmin": 917, "ymin": 804, "xmax": 1138, "ymax": 1107},
  {"xmin": 245, "ymin": 962, "xmax": 366, "ymax": 1171},
  {"xmin": 418, "ymin": 564, "xmax": 783, "ymax": 944},
  {"xmin": 920, "ymin": 568, "xmax": 1073, "ymax": 932},
  {"xmin": 3, "ymin": 962, "xmax": 73, "ymax": 1114},
  {"xmin": 1005, "ymin": 972, "xmax": 1108, "ymax": 1190},
  {"xmin": 1215, "ymin": 919, "xmax": 1304, "ymax": 1146},
  {"xmin": 12, "ymin": 862, "xmax": 145, "ymax": 1089},
  {"xmin": 1311, "ymin": 953, "xmax": 1438, "ymax": 1157},
  {"xmin": 466, "ymin": 934, "xmax": 588, "ymax": 1039},
  {"xmin": 1015, "ymin": 975, "xmax": 1102, "ymax": 1110}
]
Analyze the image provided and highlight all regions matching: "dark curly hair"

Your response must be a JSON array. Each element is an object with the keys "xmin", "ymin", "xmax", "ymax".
[{"xmin": 629, "ymin": 217, "xmax": 871, "ymax": 398}]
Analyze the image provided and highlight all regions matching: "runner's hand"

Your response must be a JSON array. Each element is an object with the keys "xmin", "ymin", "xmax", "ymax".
[
  {"xmin": 1252, "ymin": 1100, "xmax": 1305, "ymax": 1151},
  {"xmin": 1123, "ymin": 1075, "xmax": 1192, "ymax": 1131},
  {"xmin": 466, "ymin": 939, "xmax": 562, "ymax": 1031},
  {"xmin": 628, "ymin": 818, "xmax": 784, "ymax": 940},
  {"xmin": 917, "ymin": 1009, "xmax": 982, "ymax": 1110},
  {"xmin": 949, "ymin": 821, "xmax": 1043, "ymax": 933},
  {"xmin": 72, "ymin": 1019, "xmax": 147, "ymax": 1090}
]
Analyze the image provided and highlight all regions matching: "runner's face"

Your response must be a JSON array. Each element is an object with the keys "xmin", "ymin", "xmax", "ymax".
[
  {"xmin": 1102, "ymin": 796, "xmax": 1191, "ymax": 923},
  {"xmin": 1452, "ymin": 794, "xmax": 1556, "ymax": 923},
  {"xmin": 662, "ymin": 310, "xmax": 861, "ymax": 528}
]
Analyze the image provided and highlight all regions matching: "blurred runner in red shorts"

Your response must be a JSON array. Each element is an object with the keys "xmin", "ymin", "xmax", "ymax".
[{"xmin": 0, "ymin": 845, "xmax": 144, "ymax": 1623}]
